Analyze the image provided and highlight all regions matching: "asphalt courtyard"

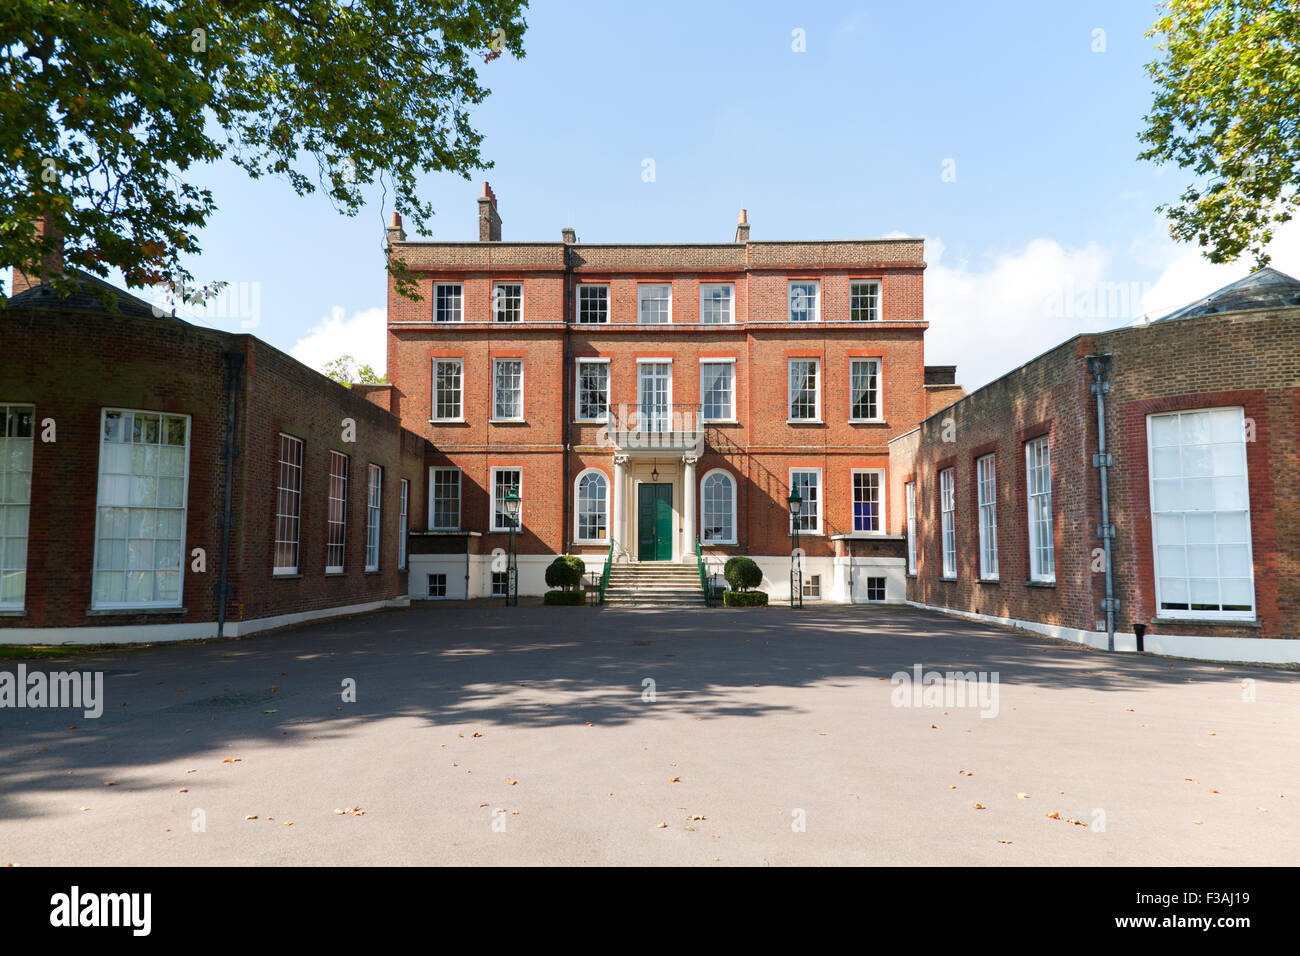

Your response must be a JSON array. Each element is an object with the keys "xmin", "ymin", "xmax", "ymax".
[{"xmin": 2, "ymin": 603, "xmax": 1297, "ymax": 866}]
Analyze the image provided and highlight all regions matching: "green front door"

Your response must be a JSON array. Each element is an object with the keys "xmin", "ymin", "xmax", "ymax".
[{"xmin": 637, "ymin": 483, "xmax": 674, "ymax": 561}]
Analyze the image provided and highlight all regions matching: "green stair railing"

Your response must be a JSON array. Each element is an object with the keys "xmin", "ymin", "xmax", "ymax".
[
  {"xmin": 598, "ymin": 537, "xmax": 615, "ymax": 605},
  {"xmin": 696, "ymin": 537, "xmax": 711, "ymax": 607}
]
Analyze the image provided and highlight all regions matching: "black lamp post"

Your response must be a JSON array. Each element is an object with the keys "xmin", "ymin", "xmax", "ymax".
[
  {"xmin": 787, "ymin": 489, "xmax": 803, "ymax": 608},
  {"xmin": 504, "ymin": 490, "xmax": 520, "ymax": 607}
]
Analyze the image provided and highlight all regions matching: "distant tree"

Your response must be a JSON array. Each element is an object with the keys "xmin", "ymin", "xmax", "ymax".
[
  {"xmin": 1, "ymin": 0, "xmax": 528, "ymax": 301},
  {"xmin": 1139, "ymin": 0, "xmax": 1300, "ymax": 265},
  {"xmin": 323, "ymin": 355, "xmax": 386, "ymax": 387}
]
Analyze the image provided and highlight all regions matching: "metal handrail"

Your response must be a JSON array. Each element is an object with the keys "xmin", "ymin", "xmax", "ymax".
[
  {"xmin": 696, "ymin": 537, "xmax": 711, "ymax": 607},
  {"xmin": 598, "ymin": 536, "xmax": 615, "ymax": 605}
]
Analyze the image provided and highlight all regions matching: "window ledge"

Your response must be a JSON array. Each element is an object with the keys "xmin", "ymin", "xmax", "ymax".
[
  {"xmin": 489, "ymin": 419, "xmax": 528, "ymax": 425},
  {"xmin": 1152, "ymin": 616, "xmax": 1261, "ymax": 628},
  {"xmin": 976, "ymin": 577, "xmax": 1001, "ymax": 585},
  {"xmin": 364, "ymin": 569, "xmax": 381, "ymax": 575},
  {"xmin": 325, "ymin": 571, "xmax": 347, "ymax": 577},
  {"xmin": 430, "ymin": 419, "xmax": 467, "ymax": 425},
  {"xmin": 273, "ymin": 572, "xmax": 303, "ymax": 580},
  {"xmin": 848, "ymin": 419, "xmax": 887, "ymax": 425},
  {"xmin": 939, "ymin": 576, "xmax": 957, "ymax": 583},
  {"xmin": 0, "ymin": 608, "xmax": 26, "ymax": 617},
  {"xmin": 787, "ymin": 419, "xmax": 824, "ymax": 425},
  {"xmin": 702, "ymin": 419, "xmax": 739, "ymax": 425},
  {"xmin": 87, "ymin": 606, "xmax": 187, "ymax": 616},
  {"xmin": 574, "ymin": 419, "xmax": 608, "ymax": 425},
  {"xmin": 1025, "ymin": 579, "xmax": 1056, "ymax": 588}
]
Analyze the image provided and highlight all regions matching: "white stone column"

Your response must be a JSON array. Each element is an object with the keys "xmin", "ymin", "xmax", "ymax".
[
  {"xmin": 612, "ymin": 455, "xmax": 628, "ymax": 560},
  {"xmin": 682, "ymin": 456, "xmax": 698, "ymax": 562}
]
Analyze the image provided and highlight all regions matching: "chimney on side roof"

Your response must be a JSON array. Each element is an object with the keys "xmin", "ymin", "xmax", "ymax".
[
  {"xmin": 386, "ymin": 211, "xmax": 406, "ymax": 247},
  {"xmin": 562, "ymin": 227, "xmax": 576, "ymax": 244},
  {"xmin": 478, "ymin": 182, "xmax": 502, "ymax": 241},
  {"xmin": 734, "ymin": 208, "xmax": 750, "ymax": 243},
  {"xmin": 10, "ymin": 212, "xmax": 63, "ymax": 296}
]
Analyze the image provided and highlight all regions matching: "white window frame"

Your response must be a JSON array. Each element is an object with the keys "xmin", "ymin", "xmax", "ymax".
[
  {"xmin": 491, "ymin": 358, "xmax": 524, "ymax": 422},
  {"xmin": 700, "ymin": 468, "xmax": 738, "ymax": 545},
  {"xmin": 636, "ymin": 358, "xmax": 673, "ymax": 432},
  {"xmin": 0, "ymin": 404, "xmax": 35, "ymax": 610},
  {"xmin": 802, "ymin": 574, "xmax": 821, "ymax": 599},
  {"xmin": 699, "ymin": 283, "xmax": 735, "ymax": 324},
  {"xmin": 490, "ymin": 467, "xmax": 522, "ymax": 533},
  {"xmin": 905, "ymin": 481, "xmax": 917, "ymax": 575},
  {"xmin": 699, "ymin": 358, "xmax": 736, "ymax": 422},
  {"xmin": 365, "ymin": 463, "xmax": 382, "ymax": 572},
  {"xmin": 493, "ymin": 281, "xmax": 523, "ymax": 323},
  {"xmin": 273, "ymin": 432, "xmax": 303, "ymax": 576},
  {"xmin": 787, "ymin": 280, "xmax": 820, "ymax": 322},
  {"xmin": 573, "ymin": 468, "xmax": 610, "ymax": 544},
  {"xmin": 787, "ymin": 358, "xmax": 821, "ymax": 422},
  {"xmin": 1025, "ymin": 436, "xmax": 1055, "ymax": 583},
  {"xmin": 865, "ymin": 576, "xmax": 887, "ymax": 602},
  {"xmin": 576, "ymin": 283, "xmax": 610, "ymax": 324},
  {"xmin": 976, "ymin": 454, "xmax": 999, "ymax": 580},
  {"xmin": 325, "ymin": 450, "xmax": 349, "ymax": 574},
  {"xmin": 1146, "ymin": 407, "xmax": 1256, "ymax": 620},
  {"xmin": 850, "ymin": 279, "xmax": 882, "ymax": 321},
  {"xmin": 427, "ymin": 573, "xmax": 448, "ymax": 599},
  {"xmin": 575, "ymin": 358, "xmax": 610, "ymax": 423},
  {"xmin": 637, "ymin": 282, "xmax": 673, "ymax": 325},
  {"xmin": 398, "ymin": 478, "xmax": 409, "ymax": 570},
  {"xmin": 940, "ymin": 467, "xmax": 956, "ymax": 579},
  {"xmin": 849, "ymin": 358, "xmax": 882, "ymax": 422},
  {"xmin": 429, "ymin": 466, "xmax": 462, "ymax": 531},
  {"xmin": 789, "ymin": 467, "xmax": 823, "ymax": 536},
  {"xmin": 431, "ymin": 359, "xmax": 464, "ymax": 423},
  {"xmin": 851, "ymin": 468, "xmax": 885, "ymax": 534},
  {"xmin": 92, "ymin": 408, "xmax": 192, "ymax": 609},
  {"xmin": 434, "ymin": 282, "xmax": 463, "ymax": 323}
]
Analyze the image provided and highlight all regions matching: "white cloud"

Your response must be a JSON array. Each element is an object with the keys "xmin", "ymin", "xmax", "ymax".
[
  {"xmin": 923, "ymin": 216, "xmax": 1300, "ymax": 392},
  {"xmin": 290, "ymin": 306, "xmax": 386, "ymax": 377}
]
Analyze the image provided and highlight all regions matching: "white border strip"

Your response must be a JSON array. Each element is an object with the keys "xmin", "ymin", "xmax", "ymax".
[
  {"xmin": 907, "ymin": 599, "xmax": 1300, "ymax": 664},
  {"xmin": 0, "ymin": 599, "xmax": 393, "ymax": 646}
]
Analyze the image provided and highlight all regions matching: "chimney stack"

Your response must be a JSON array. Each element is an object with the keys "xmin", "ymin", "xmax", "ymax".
[
  {"xmin": 478, "ymin": 182, "xmax": 502, "ymax": 241},
  {"xmin": 734, "ymin": 208, "xmax": 750, "ymax": 243},
  {"xmin": 561, "ymin": 227, "xmax": 576, "ymax": 244},
  {"xmin": 385, "ymin": 211, "xmax": 406, "ymax": 247},
  {"xmin": 10, "ymin": 212, "xmax": 63, "ymax": 296}
]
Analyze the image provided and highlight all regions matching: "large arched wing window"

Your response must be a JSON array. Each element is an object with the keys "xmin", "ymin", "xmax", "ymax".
[
  {"xmin": 700, "ymin": 469, "xmax": 736, "ymax": 544},
  {"xmin": 575, "ymin": 469, "xmax": 609, "ymax": 543}
]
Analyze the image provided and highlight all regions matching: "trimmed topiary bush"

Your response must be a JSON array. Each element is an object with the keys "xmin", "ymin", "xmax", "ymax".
[
  {"xmin": 723, "ymin": 590, "xmax": 768, "ymax": 607},
  {"xmin": 723, "ymin": 556, "xmax": 763, "ymax": 592},
  {"xmin": 545, "ymin": 555, "xmax": 586, "ymax": 591},
  {"xmin": 543, "ymin": 589, "xmax": 586, "ymax": 606}
]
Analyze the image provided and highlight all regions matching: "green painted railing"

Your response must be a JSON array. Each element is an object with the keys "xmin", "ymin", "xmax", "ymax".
[
  {"xmin": 696, "ymin": 537, "xmax": 711, "ymax": 607},
  {"xmin": 598, "ymin": 536, "xmax": 615, "ymax": 605}
]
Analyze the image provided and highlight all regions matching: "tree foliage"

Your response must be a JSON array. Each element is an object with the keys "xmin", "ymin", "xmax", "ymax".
[
  {"xmin": 1, "ymin": 0, "xmax": 527, "ymax": 299},
  {"xmin": 544, "ymin": 555, "xmax": 585, "ymax": 591},
  {"xmin": 723, "ymin": 556, "xmax": 762, "ymax": 593},
  {"xmin": 322, "ymin": 354, "xmax": 385, "ymax": 387},
  {"xmin": 1139, "ymin": 0, "xmax": 1300, "ymax": 265}
]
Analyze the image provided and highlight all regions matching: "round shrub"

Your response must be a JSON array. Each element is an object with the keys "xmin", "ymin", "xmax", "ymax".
[
  {"xmin": 545, "ymin": 554, "xmax": 586, "ymax": 591},
  {"xmin": 724, "ymin": 556, "xmax": 762, "ymax": 592}
]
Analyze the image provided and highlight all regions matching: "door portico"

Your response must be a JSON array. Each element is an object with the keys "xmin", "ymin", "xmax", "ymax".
[{"xmin": 611, "ymin": 454, "xmax": 699, "ymax": 563}]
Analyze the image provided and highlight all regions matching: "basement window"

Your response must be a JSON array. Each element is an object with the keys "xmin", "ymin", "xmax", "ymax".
[
  {"xmin": 802, "ymin": 574, "xmax": 821, "ymax": 599},
  {"xmin": 427, "ymin": 574, "xmax": 447, "ymax": 599},
  {"xmin": 865, "ymin": 577, "xmax": 886, "ymax": 602}
]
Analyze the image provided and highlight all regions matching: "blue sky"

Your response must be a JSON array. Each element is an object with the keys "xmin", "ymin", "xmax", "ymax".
[{"xmin": 19, "ymin": 1, "xmax": 1300, "ymax": 390}]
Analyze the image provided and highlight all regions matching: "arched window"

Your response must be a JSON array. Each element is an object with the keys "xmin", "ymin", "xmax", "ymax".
[
  {"xmin": 700, "ymin": 469, "xmax": 736, "ymax": 544},
  {"xmin": 575, "ymin": 469, "xmax": 609, "ymax": 543}
]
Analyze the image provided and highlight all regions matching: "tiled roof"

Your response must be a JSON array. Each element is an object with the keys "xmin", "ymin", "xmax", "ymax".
[
  {"xmin": 4, "ymin": 269, "xmax": 161, "ymax": 319},
  {"xmin": 1156, "ymin": 266, "xmax": 1300, "ymax": 322}
]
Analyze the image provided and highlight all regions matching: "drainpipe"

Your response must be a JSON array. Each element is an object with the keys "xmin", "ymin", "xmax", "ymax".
[
  {"xmin": 1087, "ymin": 354, "xmax": 1117, "ymax": 652},
  {"xmin": 216, "ymin": 349, "xmax": 246, "ymax": 638}
]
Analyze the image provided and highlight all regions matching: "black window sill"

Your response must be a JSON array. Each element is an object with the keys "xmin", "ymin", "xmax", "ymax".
[
  {"xmin": 0, "ymin": 609, "xmax": 26, "ymax": 618},
  {"xmin": 273, "ymin": 573, "xmax": 303, "ymax": 580},
  {"xmin": 976, "ymin": 578, "xmax": 1001, "ymax": 585},
  {"xmin": 1024, "ymin": 580, "xmax": 1056, "ymax": 588}
]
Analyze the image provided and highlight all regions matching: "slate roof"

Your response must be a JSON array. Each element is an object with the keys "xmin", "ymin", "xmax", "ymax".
[
  {"xmin": 4, "ymin": 268, "xmax": 161, "ymax": 319},
  {"xmin": 1156, "ymin": 266, "xmax": 1300, "ymax": 322}
]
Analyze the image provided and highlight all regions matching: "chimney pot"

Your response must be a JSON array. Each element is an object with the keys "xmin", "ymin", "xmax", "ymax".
[
  {"xmin": 10, "ymin": 212, "xmax": 63, "ymax": 296},
  {"xmin": 734, "ymin": 209, "xmax": 751, "ymax": 244},
  {"xmin": 478, "ymin": 183, "xmax": 502, "ymax": 241},
  {"xmin": 562, "ymin": 227, "xmax": 576, "ymax": 244},
  {"xmin": 390, "ymin": 212, "xmax": 402, "ymax": 229}
]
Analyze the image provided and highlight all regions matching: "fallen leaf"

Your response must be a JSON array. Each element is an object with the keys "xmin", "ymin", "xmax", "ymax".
[
  {"xmin": 284, "ymin": 821, "xmax": 293, "ymax": 827},
  {"xmin": 585, "ymin": 722, "xmax": 594, "ymax": 727},
  {"xmin": 972, "ymin": 803, "xmax": 985, "ymax": 810},
  {"xmin": 948, "ymin": 785, "xmax": 957, "ymax": 790},
  {"xmin": 222, "ymin": 757, "xmax": 241, "ymax": 764},
  {"xmin": 506, "ymin": 778, "xmax": 517, "ymax": 786},
  {"xmin": 998, "ymin": 840, "xmax": 1012, "ymax": 845},
  {"xmin": 1209, "ymin": 788, "xmax": 1220, "ymax": 794},
  {"xmin": 655, "ymin": 822, "xmax": 667, "ymax": 829},
  {"xmin": 1045, "ymin": 811, "xmax": 1061, "ymax": 820},
  {"xmin": 80, "ymin": 807, "xmax": 90, "ymax": 812},
  {"xmin": 177, "ymin": 787, "xmax": 188, "ymax": 793},
  {"xmin": 959, "ymin": 770, "xmax": 973, "ymax": 776},
  {"xmin": 669, "ymin": 776, "xmax": 681, "ymax": 783},
  {"xmin": 1016, "ymin": 793, "xmax": 1029, "ymax": 799},
  {"xmin": 104, "ymin": 781, "xmax": 116, "ymax": 787},
  {"xmin": 472, "ymin": 733, "xmax": 484, "ymax": 738},
  {"xmin": 245, "ymin": 815, "xmax": 258, "ymax": 820},
  {"xmin": 686, "ymin": 814, "xmax": 705, "ymax": 821}
]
